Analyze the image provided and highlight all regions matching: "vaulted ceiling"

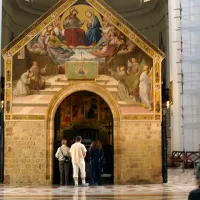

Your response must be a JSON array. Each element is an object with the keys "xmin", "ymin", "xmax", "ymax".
[{"xmin": 10, "ymin": 0, "xmax": 159, "ymax": 16}]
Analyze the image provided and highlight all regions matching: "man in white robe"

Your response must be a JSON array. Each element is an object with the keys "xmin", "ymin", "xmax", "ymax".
[
  {"xmin": 13, "ymin": 70, "xmax": 32, "ymax": 96},
  {"xmin": 139, "ymin": 65, "xmax": 152, "ymax": 110}
]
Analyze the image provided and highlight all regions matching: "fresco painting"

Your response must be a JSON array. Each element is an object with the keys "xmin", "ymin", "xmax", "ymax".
[
  {"xmin": 11, "ymin": 2, "xmax": 155, "ymax": 115},
  {"xmin": 59, "ymin": 93, "xmax": 109, "ymax": 127}
]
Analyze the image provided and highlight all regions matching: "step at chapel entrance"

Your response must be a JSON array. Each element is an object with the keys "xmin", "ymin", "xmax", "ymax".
[{"xmin": 53, "ymin": 91, "xmax": 114, "ymax": 185}]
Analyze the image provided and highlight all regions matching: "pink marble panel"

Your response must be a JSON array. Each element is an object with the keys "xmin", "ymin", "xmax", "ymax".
[
  {"xmin": 13, "ymin": 95, "xmax": 35, "ymax": 101},
  {"xmin": 12, "ymin": 107, "xmax": 24, "ymax": 113},
  {"xmin": 120, "ymin": 107, "xmax": 154, "ymax": 114},
  {"xmin": 29, "ymin": 107, "xmax": 47, "ymax": 114},
  {"xmin": 39, "ymin": 95, "xmax": 54, "ymax": 101}
]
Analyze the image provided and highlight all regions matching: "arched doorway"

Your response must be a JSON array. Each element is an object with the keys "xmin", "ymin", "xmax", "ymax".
[
  {"xmin": 53, "ymin": 91, "xmax": 114, "ymax": 184},
  {"xmin": 46, "ymin": 82, "xmax": 121, "ymax": 184}
]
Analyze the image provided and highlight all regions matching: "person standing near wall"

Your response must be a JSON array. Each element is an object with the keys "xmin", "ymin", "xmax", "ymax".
[
  {"xmin": 55, "ymin": 139, "xmax": 70, "ymax": 185},
  {"xmin": 70, "ymin": 136, "xmax": 89, "ymax": 187}
]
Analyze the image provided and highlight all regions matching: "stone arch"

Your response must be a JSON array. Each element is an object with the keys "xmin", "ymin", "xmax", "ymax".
[{"xmin": 46, "ymin": 82, "xmax": 121, "ymax": 184}]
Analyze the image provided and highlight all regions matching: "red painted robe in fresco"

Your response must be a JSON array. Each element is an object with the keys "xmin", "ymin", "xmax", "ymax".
[{"xmin": 63, "ymin": 15, "xmax": 86, "ymax": 47}]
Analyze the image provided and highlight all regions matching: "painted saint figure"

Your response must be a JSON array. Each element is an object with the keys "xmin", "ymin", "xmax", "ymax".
[
  {"xmin": 30, "ymin": 61, "xmax": 48, "ymax": 90},
  {"xmin": 139, "ymin": 65, "xmax": 152, "ymax": 110},
  {"xmin": 63, "ymin": 7, "xmax": 86, "ymax": 47},
  {"xmin": 85, "ymin": 10, "xmax": 102, "ymax": 45},
  {"xmin": 46, "ymin": 30, "xmax": 74, "ymax": 65},
  {"xmin": 13, "ymin": 70, "xmax": 33, "ymax": 96},
  {"xmin": 109, "ymin": 66, "xmax": 137, "ymax": 103}
]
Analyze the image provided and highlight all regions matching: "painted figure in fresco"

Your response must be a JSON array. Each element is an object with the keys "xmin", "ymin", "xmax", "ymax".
[
  {"xmin": 91, "ymin": 27, "xmax": 121, "ymax": 64},
  {"xmin": 53, "ymin": 18, "xmax": 65, "ymax": 42},
  {"xmin": 109, "ymin": 66, "xmax": 137, "ymax": 103},
  {"xmin": 87, "ymin": 98, "xmax": 98, "ymax": 119},
  {"xmin": 139, "ymin": 65, "xmax": 152, "ymax": 110},
  {"xmin": 46, "ymin": 30, "xmax": 74, "ymax": 65},
  {"xmin": 85, "ymin": 9, "xmax": 102, "ymax": 45},
  {"xmin": 123, "ymin": 58, "xmax": 146, "ymax": 100},
  {"xmin": 13, "ymin": 70, "xmax": 33, "ymax": 96},
  {"xmin": 93, "ymin": 17, "xmax": 111, "ymax": 50},
  {"xmin": 72, "ymin": 105, "xmax": 84, "ymax": 121},
  {"xmin": 31, "ymin": 32, "xmax": 46, "ymax": 51},
  {"xmin": 127, "ymin": 58, "xmax": 138, "ymax": 74},
  {"xmin": 30, "ymin": 61, "xmax": 48, "ymax": 90},
  {"xmin": 63, "ymin": 7, "xmax": 86, "ymax": 47},
  {"xmin": 27, "ymin": 25, "xmax": 54, "ymax": 56},
  {"xmin": 27, "ymin": 31, "xmax": 47, "ymax": 56}
]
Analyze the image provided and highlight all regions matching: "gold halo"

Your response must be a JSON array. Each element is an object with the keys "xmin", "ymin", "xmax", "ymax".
[
  {"xmin": 69, "ymin": 7, "xmax": 78, "ymax": 14},
  {"xmin": 85, "ymin": 9, "xmax": 94, "ymax": 16},
  {"xmin": 60, "ymin": 5, "xmax": 103, "ymax": 32}
]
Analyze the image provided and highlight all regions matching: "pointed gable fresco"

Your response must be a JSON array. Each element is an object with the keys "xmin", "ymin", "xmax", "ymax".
[{"xmin": 1, "ymin": 0, "xmax": 165, "ymax": 121}]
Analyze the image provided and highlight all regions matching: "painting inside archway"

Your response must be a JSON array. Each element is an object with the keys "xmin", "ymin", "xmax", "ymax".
[
  {"xmin": 57, "ymin": 91, "xmax": 113, "ymax": 144},
  {"xmin": 12, "ymin": 2, "xmax": 154, "ymax": 115}
]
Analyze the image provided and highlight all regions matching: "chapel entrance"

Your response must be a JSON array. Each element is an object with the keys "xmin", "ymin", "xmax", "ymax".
[{"xmin": 53, "ymin": 91, "xmax": 114, "ymax": 185}]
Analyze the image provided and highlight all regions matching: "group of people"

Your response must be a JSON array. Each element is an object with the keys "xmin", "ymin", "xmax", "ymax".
[
  {"xmin": 13, "ymin": 61, "xmax": 48, "ymax": 96},
  {"xmin": 55, "ymin": 136, "xmax": 104, "ymax": 187}
]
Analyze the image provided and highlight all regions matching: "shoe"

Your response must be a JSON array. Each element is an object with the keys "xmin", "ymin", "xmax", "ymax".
[
  {"xmin": 75, "ymin": 183, "xmax": 78, "ymax": 187},
  {"xmin": 82, "ymin": 183, "xmax": 89, "ymax": 187}
]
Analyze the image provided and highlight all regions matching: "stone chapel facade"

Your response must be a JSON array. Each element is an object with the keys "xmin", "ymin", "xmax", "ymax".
[{"xmin": 2, "ymin": 0, "xmax": 165, "ymax": 184}]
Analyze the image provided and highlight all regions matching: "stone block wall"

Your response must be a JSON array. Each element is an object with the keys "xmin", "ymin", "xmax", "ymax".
[
  {"xmin": 4, "ymin": 121, "xmax": 47, "ymax": 184},
  {"xmin": 117, "ymin": 121, "xmax": 162, "ymax": 184},
  {"xmin": 4, "ymin": 120, "xmax": 162, "ymax": 185}
]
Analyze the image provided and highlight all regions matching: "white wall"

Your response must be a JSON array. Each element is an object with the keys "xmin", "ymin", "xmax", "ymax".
[
  {"xmin": 181, "ymin": 0, "xmax": 200, "ymax": 151},
  {"xmin": 168, "ymin": 0, "xmax": 183, "ymax": 152}
]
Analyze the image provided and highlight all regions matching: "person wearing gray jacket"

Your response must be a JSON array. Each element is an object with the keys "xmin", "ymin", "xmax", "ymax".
[{"xmin": 55, "ymin": 139, "xmax": 70, "ymax": 185}]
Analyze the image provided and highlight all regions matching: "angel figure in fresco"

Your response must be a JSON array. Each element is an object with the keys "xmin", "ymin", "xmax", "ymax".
[
  {"xmin": 139, "ymin": 65, "xmax": 152, "ymax": 111},
  {"xmin": 63, "ymin": 7, "xmax": 86, "ymax": 47},
  {"xmin": 13, "ymin": 70, "xmax": 33, "ymax": 96},
  {"xmin": 53, "ymin": 17, "xmax": 65, "ymax": 42},
  {"xmin": 29, "ymin": 61, "xmax": 48, "ymax": 90},
  {"xmin": 109, "ymin": 66, "xmax": 137, "ymax": 103},
  {"xmin": 93, "ymin": 17, "xmax": 112, "ymax": 49},
  {"xmin": 91, "ymin": 27, "xmax": 122, "ymax": 64},
  {"xmin": 123, "ymin": 58, "xmax": 146, "ymax": 100},
  {"xmin": 27, "ymin": 25, "xmax": 55, "ymax": 56},
  {"xmin": 45, "ymin": 30, "xmax": 74, "ymax": 65},
  {"xmin": 85, "ymin": 9, "xmax": 102, "ymax": 45}
]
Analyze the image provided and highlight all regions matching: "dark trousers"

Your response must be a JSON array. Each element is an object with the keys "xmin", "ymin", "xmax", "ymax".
[
  {"xmin": 90, "ymin": 160, "xmax": 102, "ymax": 185},
  {"xmin": 59, "ymin": 161, "xmax": 70, "ymax": 185}
]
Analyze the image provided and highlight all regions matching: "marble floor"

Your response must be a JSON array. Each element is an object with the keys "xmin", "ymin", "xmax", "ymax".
[{"xmin": 0, "ymin": 169, "xmax": 197, "ymax": 200}]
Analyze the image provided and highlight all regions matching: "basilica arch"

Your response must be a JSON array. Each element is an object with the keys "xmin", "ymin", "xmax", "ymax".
[{"xmin": 46, "ymin": 82, "xmax": 121, "ymax": 183}]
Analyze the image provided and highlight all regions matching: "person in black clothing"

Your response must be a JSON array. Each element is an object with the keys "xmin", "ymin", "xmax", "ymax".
[
  {"xmin": 89, "ymin": 140, "xmax": 104, "ymax": 186},
  {"xmin": 188, "ymin": 164, "xmax": 200, "ymax": 200},
  {"xmin": 188, "ymin": 180, "xmax": 200, "ymax": 200}
]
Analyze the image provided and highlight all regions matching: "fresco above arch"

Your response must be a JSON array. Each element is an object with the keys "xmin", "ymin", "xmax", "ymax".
[{"xmin": 2, "ymin": 0, "xmax": 165, "ymax": 121}]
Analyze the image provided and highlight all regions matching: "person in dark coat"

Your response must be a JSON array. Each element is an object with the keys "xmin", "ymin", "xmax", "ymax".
[
  {"xmin": 89, "ymin": 140, "xmax": 104, "ymax": 186},
  {"xmin": 188, "ymin": 187, "xmax": 200, "ymax": 200},
  {"xmin": 188, "ymin": 167, "xmax": 200, "ymax": 200}
]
